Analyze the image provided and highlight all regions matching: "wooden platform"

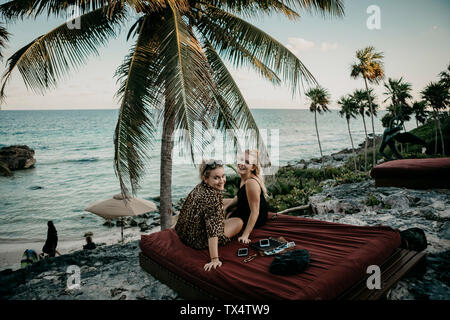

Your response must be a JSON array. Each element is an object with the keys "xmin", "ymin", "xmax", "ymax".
[{"xmin": 139, "ymin": 248, "xmax": 426, "ymax": 300}]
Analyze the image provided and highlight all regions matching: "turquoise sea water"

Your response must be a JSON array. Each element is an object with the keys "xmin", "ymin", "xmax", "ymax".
[{"xmin": 0, "ymin": 109, "xmax": 415, "ymax": 241}]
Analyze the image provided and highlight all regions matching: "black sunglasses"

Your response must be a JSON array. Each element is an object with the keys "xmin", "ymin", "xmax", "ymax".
[{"xmin": 202, "ymin": 159, "xmax": 224, "ymax": 175}]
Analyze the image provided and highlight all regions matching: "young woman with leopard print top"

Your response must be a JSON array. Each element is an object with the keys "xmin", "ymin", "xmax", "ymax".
[{"xmin": 175, "ymin": 160, "xmax": 243, "ymax": 271}]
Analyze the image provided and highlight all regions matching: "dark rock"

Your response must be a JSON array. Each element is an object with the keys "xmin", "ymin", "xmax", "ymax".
[
  {"xmin": 0, "ymin": 161, "xmax": 12, "ymax": 176},
  {"xmin": 29, "ymin": 186, "xmax": 43, "ymax": 190},
  {"xmin": 129, "ymin": 219, "xmax": 138, "ymax": 227},
  {"xmin": 0, "ymin": 145, "xmax": 36, "ymax": 171},
  {"xmin": 103, "ymin": 221, "xmax": 114, "ymax": 227},
  {"xmin": 439, "ymin": 221, "xmax": 450, "ymax": 240}
]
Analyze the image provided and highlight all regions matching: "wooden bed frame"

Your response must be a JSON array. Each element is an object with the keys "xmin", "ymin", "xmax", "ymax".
[{"xmin": 139, "ymin": 248, "xmax": 426, "ymax": 300}]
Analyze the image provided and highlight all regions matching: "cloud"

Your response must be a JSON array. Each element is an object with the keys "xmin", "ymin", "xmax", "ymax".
[
  {"xmin": 320, "ymin": 42, "xmax": 339, "ymax": 51},
  {"xmin": 285, "ymin": 37, "xmax": 315, "ymax": 55}
]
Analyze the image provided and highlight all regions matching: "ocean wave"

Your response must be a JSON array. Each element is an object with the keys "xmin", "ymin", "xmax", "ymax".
[
  {"xmin": 64, "ymin": 157, "xmax": 100, "ymax": 163},
  {"xmin": 39, "ymin": 157, "xmax": 106, "ymax": 165}
]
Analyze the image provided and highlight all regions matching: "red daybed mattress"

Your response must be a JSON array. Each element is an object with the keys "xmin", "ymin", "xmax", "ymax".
[
  {"xmin": 370, "ymin": 157, "xmax": 450, "ymax": 189},
  {"xmin": 140, "ymin": 213, "xmax": 401, "ymax": 300}
]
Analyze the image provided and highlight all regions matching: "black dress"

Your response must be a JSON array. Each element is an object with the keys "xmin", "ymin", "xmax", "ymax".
[
  {"xmin": 229, "ymin": 178, "xmax": 268, "ymax": 229},
  {"xmin": 42, "ymin": 228, "xmax": 58, "ymax": 257}
]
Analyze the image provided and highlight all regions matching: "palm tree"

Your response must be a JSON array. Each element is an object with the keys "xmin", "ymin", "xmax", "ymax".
[
  {"xmin": 421, "ymin": 81, "xmax": 449, "ymax": 155},
  {"xmin": 439, "ymin": 63, "xmax": 450, "ymax": 114},
  {"xmin": 383, "ymin": 77, "xmax": 413, "ymax": 131},
  {"xmin": 306, "ymin": 86, "xmax": 331, "ymax": 168},
  {"xmin": 439, "ymin": 63, "xmax": 450, "ymax": 90},
  {"xmin": 338, "ymin": 95, "xmax": 358, "ymax": 171},
  {"xmin": 352, "ymin": 88, "xmax": 377, "ymax": 171},
  {"xmin": 350, "ymin": 46, "xmax": 385, "ymax": 167},
  {"xmin": 0, "ymin": 0, "xmax": 345, "ymax": 230},
  {"xmin": 411, "ymin": 100, "xmax": 428, "ymax": 128}
]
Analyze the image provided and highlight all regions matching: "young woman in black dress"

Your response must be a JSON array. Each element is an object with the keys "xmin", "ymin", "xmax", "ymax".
[{"xmin": 224, "ymin": 150, "xmax": 268, "ymax": 244}]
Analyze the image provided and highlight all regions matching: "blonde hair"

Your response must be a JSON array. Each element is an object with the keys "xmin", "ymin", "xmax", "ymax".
[
  {"xmin": 199, "ymin": 159, "xmax": 224, "ymax": 180},
  {"xmin": 245, "ymin": 149, "xmax": 267, "ymax": 196}
]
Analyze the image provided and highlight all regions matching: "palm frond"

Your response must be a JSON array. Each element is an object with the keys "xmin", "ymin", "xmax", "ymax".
[
  {"xmin": 113, "ymin": 14, "xmax": 162, "ymax": 197},
  {"xmin": 306, "ymin": 86, "xmax": 330, "ymax": 113},
  {"xmin": 197, "ymin": 24, "xmax": 281, "ymax": 85},
  {"xmin": 0, "ymin": 4, "xmax": 126, "ymax": 103},
  {"xmin": 203, "ymin": 41, "xmax": 272, "ymax": 167},
  {"xmin": 156, "ymin": 4, "xmax": 219, "ymax": 164},
  {"xmin": 196, "ymin": 4, "xmax": 317, "ymax": 96},
  {"xmin": 206, "ymin": 0, "xmax": 344, "ymax": 19},
  {"xmin": 351, "ymin": 46, "xmax": 385, "ymax": 83},
  {"xmin": 203, "ymin": 0, "xmax": 300, "ymax": 20},
  {"xmin": 0, "ymin": 24, "xmax": 10, "ymax": 61},
  {"xmin": 0, "ymin": 0, "xmax": 188, "ymax": 20}
]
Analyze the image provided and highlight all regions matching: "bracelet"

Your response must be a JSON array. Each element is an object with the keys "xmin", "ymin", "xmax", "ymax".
[{"xmin": 211, "ymin": 257, "xmax": 219, "ymax": 261}]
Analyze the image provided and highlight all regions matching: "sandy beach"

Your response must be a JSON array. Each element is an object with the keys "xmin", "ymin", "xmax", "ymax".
[{"xmin": 0, "ymin": 225, "xmax": 160, "ymax": 272}]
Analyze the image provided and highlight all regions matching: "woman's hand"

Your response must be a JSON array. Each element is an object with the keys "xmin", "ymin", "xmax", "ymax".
[
  {"xmin": 238, "ymin": 234, "xmax": 251, "ymax": 244},
  {"xmin": 204, "ymin": 258, "xmax": 222, "ymax": 271}
]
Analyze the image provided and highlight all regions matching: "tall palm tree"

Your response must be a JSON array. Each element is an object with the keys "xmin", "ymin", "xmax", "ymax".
[
  {"xmin": 338, "ymin": 94, "xmax": 358, "ymax": 171},
  {"xmin": 352, "ymin": 88, "xmax": 377, "ymax": 171},
  {"xmin": 350, "ymin": 46, "xmax": 384, "ymax": 168},
  {"xmin": 306, "ymin": 86, "xmax": 331, "ymax": 168},
  {"xmin": 421, "ymin": 81, "xmax": 449, "ymax": 155},
  {"xmin": 383, "ymin": 77, "xmax": 413, "ymax": 132},
  {"xmin": 0, "ymin": 0, "xmax": 345, "ymax": 230},
  {"xmin": 411, "ymin": 100, "xmax": 428, "ymax": 128}
]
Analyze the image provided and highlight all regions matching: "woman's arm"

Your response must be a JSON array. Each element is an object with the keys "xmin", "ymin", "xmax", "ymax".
[
  {"xmin": 223, "ymin": 197, "xmax": 238, "ymax": 212},
  {"xmin": 238, "ymin": 179, "xmax": 261, "ymax": 244},
  {"xmin": 204, "ymin": 237, "xmax": 222, "ymax": 271},
  {"xmin": 204, "ymin": 194, "xmax": 224, "ymax": 271}
]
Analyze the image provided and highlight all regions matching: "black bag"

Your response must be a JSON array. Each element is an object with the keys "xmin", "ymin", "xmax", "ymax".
[
  {"xmin": 400, "ymin": 228, "xmax": 427, "ymax": 251},
  {"xmin": 269, "ymin": 249, "xmax": 310, "ymax": 276}
]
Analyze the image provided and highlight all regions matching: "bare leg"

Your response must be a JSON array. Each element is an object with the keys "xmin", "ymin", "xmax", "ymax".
[{"xmin": 224, "ymin": 218, "xmax": 243, "ymax": 238}]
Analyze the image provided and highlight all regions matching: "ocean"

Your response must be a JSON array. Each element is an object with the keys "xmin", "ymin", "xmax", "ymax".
[{"xmin": 0, "ymin": 109, "xmax": 416, "ymax": 242}]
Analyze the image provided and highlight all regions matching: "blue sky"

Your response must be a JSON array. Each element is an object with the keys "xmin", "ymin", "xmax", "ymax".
[{"xmin": 1, "ymin": 0, "xmax": 449, "ymax": 110}]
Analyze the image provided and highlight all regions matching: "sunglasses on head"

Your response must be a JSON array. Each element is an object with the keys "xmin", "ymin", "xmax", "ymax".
[{"xmin": 202, "ymin": 159, "xmax": 223, "ymax": 175}]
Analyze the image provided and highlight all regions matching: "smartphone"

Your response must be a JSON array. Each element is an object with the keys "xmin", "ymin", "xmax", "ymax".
[
  {"xmin": 237, "ymin": 248, "xmax": 248, "ymax": 257},
  {"xmin": 259, "ymin": 239, "xmax": 270, "ymax": 247}
]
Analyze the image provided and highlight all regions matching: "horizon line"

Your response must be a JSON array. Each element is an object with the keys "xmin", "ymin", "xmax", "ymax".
[{"xmin": 0, "ymin": 107, "xmax": 390, "ymax": 111}]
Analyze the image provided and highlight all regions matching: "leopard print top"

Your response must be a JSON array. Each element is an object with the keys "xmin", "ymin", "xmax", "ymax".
[{"xmin": 175, "ymin": 181, "xmax": 230, "ymax": 250}]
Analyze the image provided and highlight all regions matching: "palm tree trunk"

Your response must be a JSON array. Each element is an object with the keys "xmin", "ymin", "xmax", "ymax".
[
  {"xmin": 434, "ymin": 112, "xmax": 438, "ymax": 154},
  {"xmin": 159, "ymin": 103, "xmax": 175, "ymax": 230},
  {"xmin": 362, "ymin": 114, "xmax": 368, "ymax": 171},
  {"xmin": 364, "ymin": 77, "xmax": 376, "ymax": 168},
  {"xmin": 347, "ymin": 118, "xmax": 357, "ymax": 171},
  {"xmin": 314, "ymin": 110, "xmax": 324, "ymax": 168},
  {"xmin": 437, "ymin": 115, "xmax": 445, "ymax": 156}
]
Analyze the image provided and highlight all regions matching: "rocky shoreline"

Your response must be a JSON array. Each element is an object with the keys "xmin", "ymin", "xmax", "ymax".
[{"xmin": 1, "ymin": 145, "xmax": 449, "ymax": 300}]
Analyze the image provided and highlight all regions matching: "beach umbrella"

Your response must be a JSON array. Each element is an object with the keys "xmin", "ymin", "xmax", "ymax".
[{"xmin": 85, "ymin": 193, "xmax": 157, "ymax": 243}]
